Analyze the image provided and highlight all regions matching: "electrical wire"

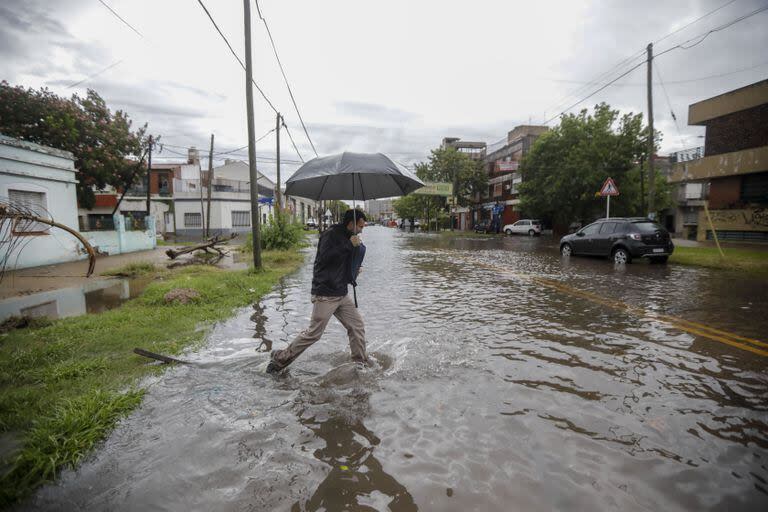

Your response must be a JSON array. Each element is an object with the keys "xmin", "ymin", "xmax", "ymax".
[
  {"xmin": 66, "ymin": 59, "xmax": 124, "ymax": 89},
  {"xmin": 655, "ymin": 62, "xmax": 689, "ymax": 152},
  {"xmin": 194, "ymin": 0, "xmax": 279, "ymax": 114},
  {"xmin": 255, "ymin": 0, "xmax": 318, "ymax": 156},
  {"xmin": 281, "ymin": 121, "xmax": 305, "ymax": 163},
  {"xmin": 96, "ymin": 0, "xmax": 143, "ymax": 38},
  {"xmin": 654, "ymin": 0, "xmax": 739, "ymax": 45}
]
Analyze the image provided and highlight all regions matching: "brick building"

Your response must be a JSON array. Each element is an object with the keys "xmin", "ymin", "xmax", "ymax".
[
  {"xmin": 479, "ymin": 125, "xmax": 548, "ymax": 228},
  {"xmin": 669, "ymin": 79, "xmax": 768, "ymax": 242}
]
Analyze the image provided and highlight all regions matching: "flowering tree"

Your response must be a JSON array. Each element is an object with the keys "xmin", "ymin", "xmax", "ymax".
[{"xmin": 0, "ymin": 82, "xmax": 155, "ymax": 208}]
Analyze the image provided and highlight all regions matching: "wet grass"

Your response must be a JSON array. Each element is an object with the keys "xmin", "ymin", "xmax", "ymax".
[
  {"xmin": 0, "ymin": 248, "xmax": 305, "ymax": 507},
  {"xmin": 101, "ymin": 261, "xmax": 157, "ymax": 277},
  {"xmin": 670, "ymin": 246, "xmax": 768, "ymax": 274}
]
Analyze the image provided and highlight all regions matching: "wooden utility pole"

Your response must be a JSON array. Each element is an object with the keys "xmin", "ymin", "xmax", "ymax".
[
  {"xmin": 646, "ymin": 43, "xmax": 655, "ymax": 219},
  {"xmin": 275, "ymin": 113, "xmax": 282, "ymax": 213},
  {"xmin": 145, "ymin": 135, "xmax": 153, "ymax": 217},
  {"xmin": 244, "ymin": 0, "xmax": 261, "ymax": 269},
  {"xmin": 198, "ymin": 149, "xmax": 205, "ymax": 238},
  {"xmin": 206, "ymin": 134, "xmax": 214, "ymax": 238}
]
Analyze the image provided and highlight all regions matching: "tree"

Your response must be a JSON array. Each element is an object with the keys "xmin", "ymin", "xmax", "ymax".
[
  {"xmin": 417, "ymin": 147, "xmax": 487, "ymax": 207},
  {"xmin": 0, "ymin": 82, "xmax": 154, "ymax": 209},
  {"xmin": 519, "ymin": 102, "xmax": 668, "ymax": 230}
]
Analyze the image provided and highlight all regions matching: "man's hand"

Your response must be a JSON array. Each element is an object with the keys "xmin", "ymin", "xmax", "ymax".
[{"xmin": 350, "ymin": 235, "xmax": 361, "ymax": 247}]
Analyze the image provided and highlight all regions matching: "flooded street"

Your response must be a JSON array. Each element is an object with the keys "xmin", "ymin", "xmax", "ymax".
[{"xmin": 30, "ymin": 227, "xmax": 768, "ymax": 511}]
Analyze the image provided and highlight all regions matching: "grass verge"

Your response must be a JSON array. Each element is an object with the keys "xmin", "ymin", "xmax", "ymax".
[
  {"xmin": 670, "ymin": 246, "xmax": 768, "ymax": 274},
  {"xmin": 0, "ymin": 248, "xmax": 305, "ymax": 507},
  {"xmin": 101, "ymin": 261, "xmax": 157, "ymax": 277}
]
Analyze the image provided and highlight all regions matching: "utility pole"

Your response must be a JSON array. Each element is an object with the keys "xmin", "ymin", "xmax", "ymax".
[
  {"xmin": 145, "ymin": 135, "xmax": 153, "ymax": 217},
  {"xmin": 646, "ymin": 43, "xmax": 655, "ymax": 219},
  {"xmin": 275, "ymin": 113, "xmax": 282, "ymax": 214},
  {"xmin": 206, "ymin": 134, "xmax": 214, "ymax": 238},
  {"xmin": 244, "ymin": 0, "xmax": 261, "ymax": 269}
]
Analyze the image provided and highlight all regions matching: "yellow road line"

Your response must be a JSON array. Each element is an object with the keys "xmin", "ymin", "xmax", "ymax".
[{"xmin": 462, "ymin": 257, "xmax": 768, "ymax": 358}]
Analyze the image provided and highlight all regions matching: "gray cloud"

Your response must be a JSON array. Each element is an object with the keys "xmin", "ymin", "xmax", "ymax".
[{"xmin": 335, "ymin": 101, "xmax": 420, "ymax": 124}]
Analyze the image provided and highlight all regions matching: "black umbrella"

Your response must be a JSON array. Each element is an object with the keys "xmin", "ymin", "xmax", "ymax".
[{"xmin": 285, "ymin": 152, "xmax": 425, "ymax": 306}]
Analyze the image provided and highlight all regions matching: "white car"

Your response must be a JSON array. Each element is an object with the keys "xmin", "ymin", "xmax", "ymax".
[{"xmin": 503, "ymin": 219, "xmax": 542, "ymax": 236}]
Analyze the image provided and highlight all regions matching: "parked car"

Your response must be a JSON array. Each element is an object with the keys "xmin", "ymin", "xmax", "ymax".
[
  {"xmin": 473, "ymin": 219, "xmax": 493, "ymax": 233},
  {"xmin": 559, "ymin": 217, "xmax": 674, "ymax": 264},
  {"xmin": 503, "ymin": 219, "xmax": 542, "ymax": 236},
  {"xmin": 305, "ymin": 218, "xmax": 318, "ymax": 230}
]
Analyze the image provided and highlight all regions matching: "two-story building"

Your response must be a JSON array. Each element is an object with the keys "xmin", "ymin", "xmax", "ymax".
[
  {"xmin": 481, "ymin": 125, "xmax": 548, "ymax": 227},
  {"xmin": 669, "ymin": 79, "xmax": 768, "ymax": 242}
]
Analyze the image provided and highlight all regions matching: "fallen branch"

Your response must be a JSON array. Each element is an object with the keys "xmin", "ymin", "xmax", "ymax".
[{"xmin": 164, "ymin": 233, "xmax": 238, "ymax": 260}]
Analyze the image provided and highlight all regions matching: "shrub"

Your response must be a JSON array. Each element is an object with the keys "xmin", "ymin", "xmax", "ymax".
[{"xmin": 244, "ymin": 213, "xmax": 305, "ymax": 251}]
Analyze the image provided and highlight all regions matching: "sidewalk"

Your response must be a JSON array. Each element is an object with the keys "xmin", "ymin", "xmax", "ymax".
[
  {"xmin": 0, "ymin": 248, "xmax": 169, "ymax": 300},
  {"xmin": 671, "ymin": 237, "xmax": 768, "ymax": 251}
]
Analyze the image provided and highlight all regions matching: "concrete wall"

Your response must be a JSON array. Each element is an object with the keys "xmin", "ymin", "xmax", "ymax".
[
  {"xmin": 708, "ymin": 176, "xmax": 742, "ymax": 209},
  {"xmin": 0, "ymin": 134, "xmax": 83, "ymax": 270},
  {"xmin": 173, "ymin": 198, "xmax": 274, "ymax": 237},
  {"xmin": 83, "ymin": 213, "xmax": 156, "ymax": 256}
]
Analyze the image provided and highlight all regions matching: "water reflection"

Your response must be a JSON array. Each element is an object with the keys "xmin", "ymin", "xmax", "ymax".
[
  {"xmin": 293, "ymin": 389, "xmax": 418, "ymax": 512},
  {"xmin": 0, "ymin": 276, "xmax": 150, "ymax": 322}
]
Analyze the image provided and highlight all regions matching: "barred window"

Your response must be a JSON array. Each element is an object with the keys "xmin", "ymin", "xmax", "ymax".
[
  {"xmin": 232, "ymin": 210, "xmax": 250, "ymax": 227},
  {"xmin": 9, "ymin": 189, "xmax": 47, "ymax": 233},
  {"xmin": 184, "ymin": 212, "xmax": 202, "ymax": 227}
]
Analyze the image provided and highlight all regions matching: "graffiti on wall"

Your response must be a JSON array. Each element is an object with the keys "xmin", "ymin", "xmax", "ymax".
[{"xmin": 707, "ymin": 208, "xmax": 768, "ymax": 229}]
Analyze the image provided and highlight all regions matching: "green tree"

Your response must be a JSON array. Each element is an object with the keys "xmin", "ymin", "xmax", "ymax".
[
  {"xmin": 519, "ymin": 103, "xmax": 667, "ymax": 229},
  {"xmin": 417, "ymin": 147, "xmax": 487, "ymax": 207},
  {"xmin": 0, "ymin": 82, "xmax": 154, "ymax": 208}
]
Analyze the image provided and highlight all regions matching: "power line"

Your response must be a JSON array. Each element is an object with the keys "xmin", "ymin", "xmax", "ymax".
[
  {"xmin": 655, "ymin": 62, "xmax": 689, "ymax": 152},
  {"xmin": 281, "ymin": 121, "xmax": 305, "ymax": 163},
  {"xmin": 541, "ymin": 0, "xmax": 749, "ymax": 123},
  {"xmin": 544, "ymin": 3, "xmax": 768, "ymax": 126},
  {"xmin": 654, "ymin": 0, "xmax": 739, "ymax": 45},
  {"xmin": 194, "ymin": 0, "xmax": 279, "ymax": 114},
  {"xmin": 255, "ymin": 0, "xmax": 318, "ymax": 157},
  {"xmin": 96, "ymin": 0, "xmax": 143, "ymax": 38},
  {"xmin": 543, "ymin": 60, "xmax": 646, "ymax": 125},
  {"xmin": 66, "ymin": 59, "xmax": 124, "ymax": 89}
]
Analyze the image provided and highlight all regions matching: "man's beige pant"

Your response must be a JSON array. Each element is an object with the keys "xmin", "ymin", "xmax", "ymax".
[{"xmin": 271, "ymin": 294, "xmax": 367, "ymax": 369}]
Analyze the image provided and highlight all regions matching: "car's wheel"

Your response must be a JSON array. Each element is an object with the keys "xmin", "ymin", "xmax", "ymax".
[
  {"xmin": 650, "ymin": 256, "xmax": 669, "ymax": 264},
  {"xmin": 505, "ymin": 229, "xmax": 512, "ymax": 235},
  {"xmin": 612, "ymin": 247, "xmax": 631, "ymax": 264},
  {"xmin": 528, "ymin": 229, "xmax": 535, "ymax": 236},
  {"xmin": 560, "ymin": 243, "xmax": 572, "ymax": 257}
]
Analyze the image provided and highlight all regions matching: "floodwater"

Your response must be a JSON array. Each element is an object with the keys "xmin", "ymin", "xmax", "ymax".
[
  {"xmin": 0, "ymin": 277, "xmax": 151, "ymax": 323},
  {"xmin": 29, "ymin": 227, "xmax": 768, "ymax": 511}
]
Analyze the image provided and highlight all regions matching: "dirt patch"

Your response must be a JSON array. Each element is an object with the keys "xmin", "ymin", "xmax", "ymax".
[{"xmin": 163, "ymin": 288, "xmax": 201, "ymax": 304}]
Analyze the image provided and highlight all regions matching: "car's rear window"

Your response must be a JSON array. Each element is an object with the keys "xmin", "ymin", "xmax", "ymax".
[{"xmin": 632, "ymin": 222, "xmax": 664, "ymax": 233}]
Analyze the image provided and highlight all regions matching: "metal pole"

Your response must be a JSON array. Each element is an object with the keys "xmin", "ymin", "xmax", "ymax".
[
  {"xmin": 275, "ymin": 113, "xmax": 281, "ymax": 212},
  {"xmin": 606, "ymin": 194, "xmax": 610, "ymax": 218},
  {"xmin": 244, "ymin": 0, "xmax": 261, "ymax": 269},
  {"xmin": 145, "ymin": 135, "xmax": 153, "ymax": 216},
  {"xmin": 206, "ymin": 134, "xmax": 214, "ymax": 238},
  {"xmin": 647, "ymin": 43, "xmax": 655, "ymax": 219}
]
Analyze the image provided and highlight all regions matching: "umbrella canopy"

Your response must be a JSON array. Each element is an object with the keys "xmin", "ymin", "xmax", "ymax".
[{"xmin": 284, "ymin": 152, "xmax": 424, "ymax": 201}]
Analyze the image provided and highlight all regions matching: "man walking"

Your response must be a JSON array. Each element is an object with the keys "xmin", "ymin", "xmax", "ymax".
[{"xmin": 267, "ymin": 209, "xmax": 368, "ymax": 373}]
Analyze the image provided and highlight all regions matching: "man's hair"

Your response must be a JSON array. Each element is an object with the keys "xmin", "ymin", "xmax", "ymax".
[{"xmin": 343, "ymin": 209, "xmax": 367, "ymax": 225}]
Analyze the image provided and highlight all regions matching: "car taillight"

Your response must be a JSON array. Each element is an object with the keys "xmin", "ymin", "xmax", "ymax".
[{"xmin": 629, "ymin": 233, "xmax": 641, "ymax": 240}]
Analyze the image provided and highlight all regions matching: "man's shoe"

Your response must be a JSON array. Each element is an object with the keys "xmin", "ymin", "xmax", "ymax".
[{"xmin": 266, "ymin": 361, "xmax": 282, "ymax": 374}]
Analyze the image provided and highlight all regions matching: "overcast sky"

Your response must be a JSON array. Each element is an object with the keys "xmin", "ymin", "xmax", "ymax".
[{"xmin": 1, "ymin": 0, "xmax": 767, "ymax": 182}]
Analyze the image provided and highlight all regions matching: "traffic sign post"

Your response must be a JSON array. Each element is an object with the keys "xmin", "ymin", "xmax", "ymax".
[{"xmin": 599, "ymin": 177, "xmax": 619, "ymax": 218}]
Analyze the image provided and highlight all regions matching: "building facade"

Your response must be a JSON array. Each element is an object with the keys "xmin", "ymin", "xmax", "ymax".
[
  {"xmin": 0, "ymin": 134, "xmax": 83, "ymax": 269},
  {"xmin": 480, "ymin": 125, "xmax": 548, "ymax": 228},
  {"xmin": 669, "ymin": 79, "xmax": 768, "ymax": 242},
  {"xmin": 441, "ymin": 137, "xmax": 486, "ymax": 230}
]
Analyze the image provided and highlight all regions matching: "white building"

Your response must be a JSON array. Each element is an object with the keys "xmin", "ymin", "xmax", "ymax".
[{"xmin": 0, "ymin": 134, "xmax": 84, "ymax": 269}]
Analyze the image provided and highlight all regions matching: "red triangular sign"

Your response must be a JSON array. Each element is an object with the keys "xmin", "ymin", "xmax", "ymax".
[{"xmin": 600, "ymin": 177, "xmax": 619, "ymax": 196}]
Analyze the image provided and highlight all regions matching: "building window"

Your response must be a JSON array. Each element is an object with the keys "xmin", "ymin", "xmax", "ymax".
[
  {"xmin": 262, "ymin": 213, "xmax": 267, "ymax": 225},
  {"xmin": 232, "ymin": 210, "xmax": 250, "ymax": 227},
  {"xmin": 741, "ymin": 173, "xmax": 768, "ymax": 204},
  {"xmin": 8, "ymin": 189, "xmax": 48, "ymax": 233},
  {"xmin": 184, "ymin": 212, "xmax": 202, "ymax": 227}
]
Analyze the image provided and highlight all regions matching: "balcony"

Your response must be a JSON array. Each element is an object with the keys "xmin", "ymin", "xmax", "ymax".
[
  {"xmin": 670, "ymin": 146, "xmax": 704, "ymax": 164},
  {"xmin": 669, "ymin": 145, "xmax": 768, "ymax": 183}
]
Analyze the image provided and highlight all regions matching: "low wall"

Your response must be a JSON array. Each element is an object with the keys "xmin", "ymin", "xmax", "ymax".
[{"xmin": 84, "ymin": 214, "xmax": 156, "ymax": 256}]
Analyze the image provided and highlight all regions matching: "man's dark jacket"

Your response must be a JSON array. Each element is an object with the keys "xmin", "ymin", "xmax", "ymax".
[{"xmin": 311, "ymin": 223, "xmax": 356, "ymax": 297}]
